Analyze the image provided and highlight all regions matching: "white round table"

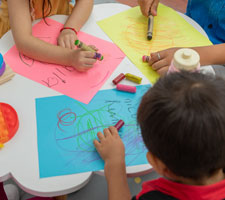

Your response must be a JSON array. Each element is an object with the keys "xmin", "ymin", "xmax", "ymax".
[{"xmin": 0, "ymin": 3, "xmax": 214, "ymax": 197}]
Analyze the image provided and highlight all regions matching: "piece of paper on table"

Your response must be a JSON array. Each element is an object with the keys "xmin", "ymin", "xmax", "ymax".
[
  {"xmin": 4, "ymin": 18, "xmax": 125, "ymax": 104},
  {"xmin": 36, "ymin": 85, "xmax": 150, "ymax": 178},
  {"xmin": 97, "ymin": 4, "xmax": 212, "ymax": 84}
]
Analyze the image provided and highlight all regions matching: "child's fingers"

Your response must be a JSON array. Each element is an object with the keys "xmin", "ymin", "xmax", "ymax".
[
  {"xmin": 103, "ymin": 128, "xmax": 111, "ymax": 137},
  {"xmin": 150, "ymin": 0, "xmax": 159, "ymax": 16},
  {"xmin": 149, "ymin": 52, "xmax": 162, "ymax": 66},
  {"xmin": 83, "ymin": 58, "xmax": 97, "ymax": 65},
  {"xmin": 138, "ymin": 0, "xmax": 150, "ymax": 17},
  {"xmin": 82, "ymin": 51, "xmax": 96, "ymax": 59},
  {"xmin": 157, "ymin": 66, "xmax": 169, "ymax": 76},
  {"xmin": 108, "ymin": 126, "xmax": 119, "ymax": 136},
  {"xmin": 152, "ymin": 59, "xmax": 168, "ymax": 71},
  {"xmin": 97, "ymin": 132, "xmax": 105, "ymax": 142},
  {"xmin": 88, "ymin": 45, "xmax": 98, "ymax": 51},
  {"xmin": 93, "ymin": 139, "xmax": 101, "ymax": 148},
  {"xmin": 58, "ymin": 40, "xmax": 66, "ymax": 48},
  {"xmin": 70, "ymin": 39, "xmax": 76, "ymax": 49},
  {"xmin": 64, "ymin": 40, "xmax": 72, "ymax": 49}
]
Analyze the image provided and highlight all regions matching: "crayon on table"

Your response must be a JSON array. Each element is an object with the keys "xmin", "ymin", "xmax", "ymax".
[
  {"xmin": 116, "ymin": 84, "xmax": 136, "ymax": 93},
  {"xmin": 112, "ymin": 73, "xmax": 125, "ymax": 85},
  {"xmin": 142, "ymin": 55, "xmax": 150, "ymax": 63},
  {"xmin": 114, "ymin": 120, "xmax": 124, "ymax": 131},
  {"xmin": 125, "ymin": 73, "xmax": 142, "ymax": 84},
  {"xmin": 147, "ymin": 15, "xmax": 154, "ymax": 40}
]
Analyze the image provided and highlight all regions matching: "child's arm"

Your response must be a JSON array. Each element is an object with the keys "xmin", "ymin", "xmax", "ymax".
[
  {"xmin": 148, "ymin": 44, "xmax": 225, "ymax": 75},
  {"xmin": 93, "ymin": 127, "xmax": 131, "ymax": 200},
  {"xmin": 58, "ymin": 0, "xmax": 94, "ymax": 49},
  {"xmin": 8, "ymin": 0, "xmax": 96, "ymax": 71}
]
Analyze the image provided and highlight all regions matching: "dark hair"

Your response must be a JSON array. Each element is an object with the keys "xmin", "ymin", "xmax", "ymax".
[
  {"xmin": 29, "ymin": 0, "xmax": 52, "ymax": 22},
  {"xmin": 137, "ymin": 71, "xmax": 225, "ymax": 179}
]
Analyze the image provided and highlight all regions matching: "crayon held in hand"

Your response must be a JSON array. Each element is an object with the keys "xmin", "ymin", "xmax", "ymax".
[
  {"xmin": 114, "ymin": 120, "xmax": 124, "ymax": 131},
  {"xmin": 75, "ymin": 40, "xmax": 103, "ymax": 61},
  {"xmin": 94, "ymin": 52, "xmax": 104, "ymax": 61},
  {"xmin": 142, "ymin": 55, "xmax": 150, "ymax": 63},
  {"xmin": 147, "ymin": 15, "xmax": 154, "ymax": 40},
  {"xmin": 75, "ymin": 40, "xmax": 96, "ymax": 52}
]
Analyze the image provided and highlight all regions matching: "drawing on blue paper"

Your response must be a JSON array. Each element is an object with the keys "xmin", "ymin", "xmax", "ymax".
[{"xmin": 36, "ymin": 85, "xmax": 151, "ymax": 178}]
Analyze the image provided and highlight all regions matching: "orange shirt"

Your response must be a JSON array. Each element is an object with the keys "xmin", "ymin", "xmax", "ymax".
[{"xmin": 0, "ymin": 0, "xmax": 73, "ymax": 38}]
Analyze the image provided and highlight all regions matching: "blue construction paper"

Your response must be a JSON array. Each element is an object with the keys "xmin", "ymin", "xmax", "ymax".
[{"xmin": 36, "ymin": 85, "xmax": 151, "ymax": 178}]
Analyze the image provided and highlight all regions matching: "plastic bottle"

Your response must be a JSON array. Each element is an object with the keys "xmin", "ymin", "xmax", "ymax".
[{"xmin": 168, "ymin": 48, "xmax": 200, "ymax": 73}]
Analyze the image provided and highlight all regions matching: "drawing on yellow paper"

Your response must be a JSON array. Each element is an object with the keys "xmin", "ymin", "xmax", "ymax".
[{"xmin": 97, "ymin": 4, "xmax": 212, "ymax": 84}]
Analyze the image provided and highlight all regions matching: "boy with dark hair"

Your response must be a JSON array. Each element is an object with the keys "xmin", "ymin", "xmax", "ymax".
[{"xmin": 94, "ymin": 71, "xmax": 225, "ymax": 200}]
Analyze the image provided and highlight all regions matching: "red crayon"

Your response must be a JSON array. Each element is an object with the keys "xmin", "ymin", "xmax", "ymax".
[
  {"xmin": 112, "ymin": 73, "xmax": 125, "ymax": 85},
  {"xmin": 116, "ymin": 84, "xmax": 136, "ymax": 93},
  {"xmin": 114, "ymin": 120, "xmax": 124, "ymax": 131},
  {"xmin": 142, "ymin": 55, "xmax": 150, "ymax": 63}
]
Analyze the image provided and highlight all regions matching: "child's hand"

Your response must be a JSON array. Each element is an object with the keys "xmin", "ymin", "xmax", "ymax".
[
  {"xmin": 138, "ymin": 0, "xmax": 160, "ymax": 16},
  {"xmin": 148, "ymin": 47, "xmax": 180, "ymax": 75},
  {"xmin": 94, "ymin": 126, "xmax": 125, "ymax": 164},
  {"xmin": 70, "ymin": 49, "xmax": 97, "ymax": 72},
  {"xmin": 58, "ymin": 29, "xmax": 78, "ymax": 49}
]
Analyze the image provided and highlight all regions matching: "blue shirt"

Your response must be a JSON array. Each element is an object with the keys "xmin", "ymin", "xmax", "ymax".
[{"xmin": 186, "ymin": 0, "xmax": 225, "ymax": 44}]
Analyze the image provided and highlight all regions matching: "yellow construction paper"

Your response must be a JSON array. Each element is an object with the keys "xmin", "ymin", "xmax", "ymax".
[{"xmin": 97, "ymin": 4, "xmax": 212, "ymax": 83}]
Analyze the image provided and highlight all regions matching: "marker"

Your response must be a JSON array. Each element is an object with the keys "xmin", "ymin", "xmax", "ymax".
[
  {"xmin": 75, "ymin": 40, "xmax": 103, "ymax": 61},
  {"xmin": 147, "ymin": 15, "xmax": 154, "ymax": 40},
  {"xmin": 116, "ymin": 84, "xmax": 136, "ymax": 93},
  {"xmin": 125, "ymin": 73, "xmax": 142, "ymax": 84},
  {"xmin": 142, "ymin": 55, "xmax": 150, "ymax": 63},
  {"xmin": 112, "ymin": 73, "xmax": 125, "ymax": 85},
  {"xmin": 114, "ymin": 120, "xmax": 124, "ymax": 131}
]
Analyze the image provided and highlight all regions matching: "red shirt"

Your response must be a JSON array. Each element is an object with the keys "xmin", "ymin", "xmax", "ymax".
[{"xmin": 135, "ymin": 177, "xmax": 225, "ymax": 200}]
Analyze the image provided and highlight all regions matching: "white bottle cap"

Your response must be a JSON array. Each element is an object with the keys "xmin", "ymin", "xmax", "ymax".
[{"xmin": 173, "ymin": 48, "xmax": 200, "ymax": 71}]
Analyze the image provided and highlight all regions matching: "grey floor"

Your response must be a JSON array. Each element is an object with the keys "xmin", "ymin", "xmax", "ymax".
[{"xmin": 5, "ymin": 171, "xmax": 160, "ymax": 200}]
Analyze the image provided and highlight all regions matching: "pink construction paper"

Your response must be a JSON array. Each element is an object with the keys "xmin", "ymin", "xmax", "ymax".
[{"xmin": 4, "ymin": 18, "xmax": 125, "ymax": 104}]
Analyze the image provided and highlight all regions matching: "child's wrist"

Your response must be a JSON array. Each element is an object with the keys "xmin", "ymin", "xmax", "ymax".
[
  {"xmin": 60, "ymin": 27, "xmax": 78, "ymax": 35},
  {"xmin": 105, "ymin": 158, "xmax": 126, "ymax": 168}
]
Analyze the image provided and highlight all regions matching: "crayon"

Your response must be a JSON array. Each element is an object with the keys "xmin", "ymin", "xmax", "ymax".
[
  {"xmin": 94, "ymin": 52, "xmax": 104, "ymax": 61},
  {"xmin": 116, "ymin": 84, "xmax": 136, "ymax": 93},
  {"xmin": 75, "ymin": 40, "xmax": 96, "ymax": 52},
  {"xmin": 114, "ymin": 120, "xmax": 124, "ymax": 131},
  {"xmin": 142, "ymin": 55, "xmax": 150, "ymax": 63},
  {"xmin": 147, "ymin": 15, "xmax": 154, "ymax": 40},
  {"xmin": 112, "ymin": 73, "xmax": 125, "ymax": 85},
  {"xmin": 75, "ymin": 40, "xmax": 103, "ymax": 61},
  {"xmin": 125, "ymin": 73, "xmax": 142, "ymax": 84}
]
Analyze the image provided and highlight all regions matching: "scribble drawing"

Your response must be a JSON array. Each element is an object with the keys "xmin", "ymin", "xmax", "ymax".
[
  {"xmin": 123, "ymin": 16, "xmax": 195, "ymax": 55},
  {"xmin": 19, "ymin": 37, "xmax": 51, "ymax": 67},
  {"xmin": 19, "ymin": 53, "xmax": 34, "ymax": 67},
  {"xmin": 54, "ymin": 98, "xmax": 146, "ymax": 167}
]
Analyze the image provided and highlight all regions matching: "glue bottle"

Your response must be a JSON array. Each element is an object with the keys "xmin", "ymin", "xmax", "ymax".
[
  {"xmin": 168, "ymin": 48, "xmax": 200, "ymax": 73},
  {"xmin": 0, "ymin": 53, "xmax": 6, "ymax": 77}
]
